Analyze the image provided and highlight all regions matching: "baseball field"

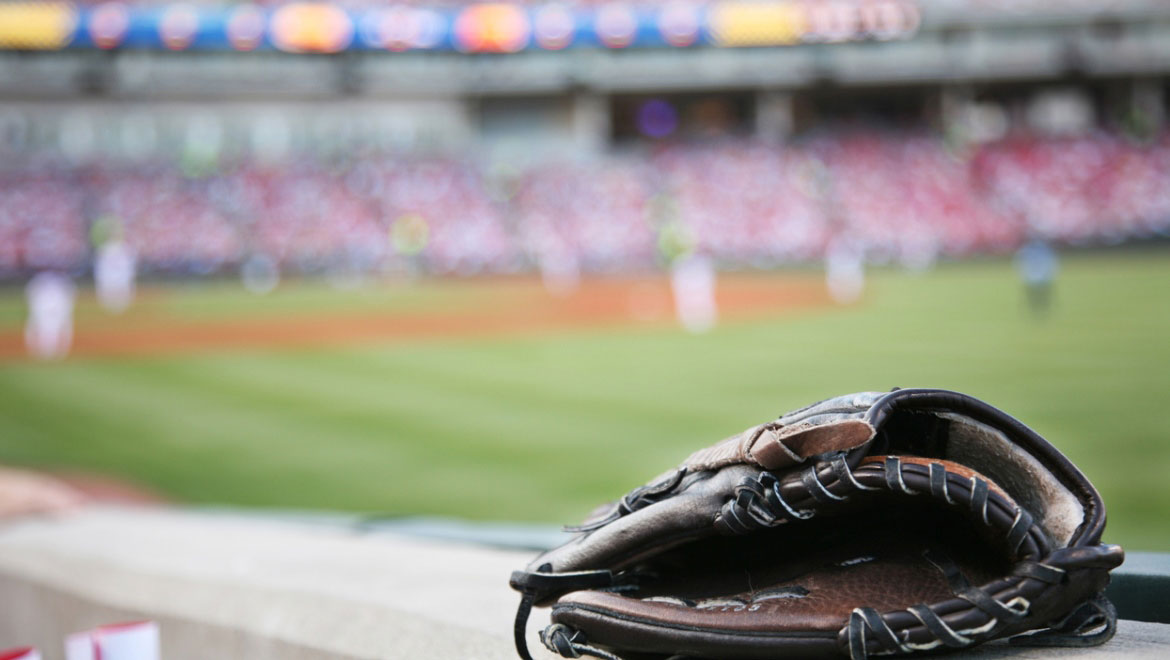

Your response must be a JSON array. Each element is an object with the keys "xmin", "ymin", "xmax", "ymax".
[{"xmin": 0, "ymin": 250, "xmax": 1167, "ymax": 549}]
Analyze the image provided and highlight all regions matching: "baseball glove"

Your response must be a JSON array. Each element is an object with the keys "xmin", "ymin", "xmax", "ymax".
[{"xmin": 509, "ymin": 388, "xmax": 1124, "ymax": 660}]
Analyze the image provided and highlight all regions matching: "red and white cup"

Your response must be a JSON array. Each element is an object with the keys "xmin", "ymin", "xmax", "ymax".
[
  {"xmin": 65, "ymin": 621, "xmax": 158, "ymax": 660},
  {"xmin": 0, "ymin": 648, "xmax": 41, "ymax": 660}
]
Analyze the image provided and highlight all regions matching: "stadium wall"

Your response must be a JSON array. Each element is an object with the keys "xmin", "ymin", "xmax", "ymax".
[
  {"xmin": 3, "ymin": 6, "xmax": 1170, "ymax": 100},
  {"xmin": 2, "ymin": 7, "xmax": 1168, "ymax": 159}
]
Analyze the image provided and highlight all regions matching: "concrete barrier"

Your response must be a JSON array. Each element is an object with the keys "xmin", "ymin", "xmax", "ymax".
[{"xmin": 0, "ymin": 507, "xmax": 1163, "ymax": 659}]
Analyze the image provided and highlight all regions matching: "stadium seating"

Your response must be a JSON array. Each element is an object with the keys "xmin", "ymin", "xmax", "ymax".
[{"xmin": 1, "ymin": 130, "xmax": 1167, "ymax": 278}]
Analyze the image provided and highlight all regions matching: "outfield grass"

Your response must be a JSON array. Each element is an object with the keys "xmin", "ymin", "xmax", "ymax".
[{"xmin": 0, "ymin": 251, "xmax": 1168, "ymax": 549}]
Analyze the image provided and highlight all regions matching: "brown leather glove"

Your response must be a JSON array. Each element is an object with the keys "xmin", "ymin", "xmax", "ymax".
[{"xmin": 510, "ymin": 388, "xmax": 1124, "ymax": 660}]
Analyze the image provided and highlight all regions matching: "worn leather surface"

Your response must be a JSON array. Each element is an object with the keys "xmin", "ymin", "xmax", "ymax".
[
  {"xmin": 683, "ymin": 419, "xmax": 875, "ymax": 473},
  {"xmin": 515, "ymin": 389, "xmax": 1124, "ymax": 659},
  {"xmin": 681, "ymin": 393, "xmax": 882, "ymax": 473}
]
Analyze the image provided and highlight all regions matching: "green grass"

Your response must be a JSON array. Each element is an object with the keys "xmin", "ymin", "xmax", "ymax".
[{"xmin": 1, "ymin": 251, "xmax": 1168, "ymax": 549}]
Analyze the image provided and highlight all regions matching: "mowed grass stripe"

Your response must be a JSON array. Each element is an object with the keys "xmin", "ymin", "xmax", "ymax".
[
  {"xmin": 160, "ymin": 349, "xmax": 715, "ymax": 509},
  {"xmin": 0, "ymin": 364, "xmax": 393, "ymax": 483},
  {"xmin": 0, "ymin": 360, "xmax": 496, "ymax": 510},
  {"xmin": 0, "ymin": 353, "xmax": 675, "ymax": 515},
  {"xmin": 159, "ymin": 350, "xmax": 688, "ymax": 459}
]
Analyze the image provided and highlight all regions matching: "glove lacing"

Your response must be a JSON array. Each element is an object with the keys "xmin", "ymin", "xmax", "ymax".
[{"xmin": 541, "ymin": 623, "xmax": 621, "ymax": 660}]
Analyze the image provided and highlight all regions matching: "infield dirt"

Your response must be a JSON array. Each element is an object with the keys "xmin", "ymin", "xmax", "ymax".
[{"xmin": 0, "ymin": 274, "xmax": 829, "ymax": 360}]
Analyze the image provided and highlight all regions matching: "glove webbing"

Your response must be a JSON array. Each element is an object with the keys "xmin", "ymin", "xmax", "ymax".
[
  {"xmin": 847, "ymin": 549, "xmax": 1115, "ymax": 659},
  {"xmin": 849, "ymin": 550, "xmax": 1032, "ymax": 657},
  {"xmin": 721, "ymin": 456, "xmax": 1043, "ymax": 563}
]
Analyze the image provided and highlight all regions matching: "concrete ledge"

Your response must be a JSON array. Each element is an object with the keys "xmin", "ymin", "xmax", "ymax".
[
  {"xmin": 0, "ymin": 507, "xmax": 547, "ymax": 659},
  {"xmin": 0, "ymin": 508, "xmax": 1164, "ymax": 659}
]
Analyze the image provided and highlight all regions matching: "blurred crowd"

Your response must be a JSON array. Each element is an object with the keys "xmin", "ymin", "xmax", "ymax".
[
  {"xmin": 61, "ymin": 0, "xmax": 1117, "ymax": 8},
  {"xmin": 2, "ymin": 129, "xmax": 1169, "ymax": 280}
]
